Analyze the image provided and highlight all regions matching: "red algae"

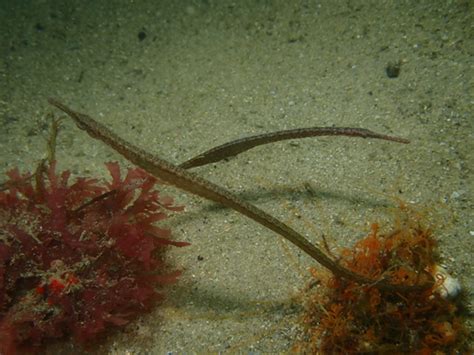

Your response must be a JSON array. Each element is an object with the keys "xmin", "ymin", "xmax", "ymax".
[
  {"xmin": 297, "ymin": 205, "xmax": 469, "ymax": 354},
  {"xmin": 0, "ymin": 161, "xmax": 188, "ymax": 354}
]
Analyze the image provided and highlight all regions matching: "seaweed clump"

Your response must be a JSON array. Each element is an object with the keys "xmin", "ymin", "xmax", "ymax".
[
  {"xmin": 298, "ymin": 206, "xmax": 469, "ymax": 353},
  {"xmin": 0, "ymin": 161, "xmax": 187, "ymax": 354}
]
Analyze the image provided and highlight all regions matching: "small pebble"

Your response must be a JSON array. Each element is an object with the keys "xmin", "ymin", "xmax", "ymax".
[
  {"xmin": 385, "ymin": 61, "xmax": 401, "ymax": 78},
  {"xmin": 450, "ymin": 191, "xmax": 461, "ymax": 199},
  {"xmin": 431, "ymin": 265, "xmax": 461, "ymax": 299},
  {"xmin": 138, "ymin": 31, "xmax": 146, "ymax": 41}
]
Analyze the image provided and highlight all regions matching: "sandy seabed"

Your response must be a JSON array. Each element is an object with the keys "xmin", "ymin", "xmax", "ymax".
[{"xmin": 0, "ymin": 0, "xmax": 472, "ymax": 353}]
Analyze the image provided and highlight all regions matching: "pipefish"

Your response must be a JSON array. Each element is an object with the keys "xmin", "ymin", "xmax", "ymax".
[{"xmin": 48, "ymin": 98, "xmax": 431, "ymax": 292}]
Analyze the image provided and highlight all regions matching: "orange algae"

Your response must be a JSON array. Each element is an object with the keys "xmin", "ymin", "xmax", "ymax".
[{"xmin": 298, "ymin": 208, "xmax": 469, "ymax": 353}]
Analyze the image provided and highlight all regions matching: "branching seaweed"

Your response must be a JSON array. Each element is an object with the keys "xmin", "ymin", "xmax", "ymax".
[
  {"xmin": 297, "ymin": 210, "xmax": 469, "ymax": 353},
  {"xmin": 48, "ymin": 98, "xmax": 432, "ymax": 292},
  {"xmin": 0, "ymin": 139, "xmax": 187, "ymax": 353}
]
